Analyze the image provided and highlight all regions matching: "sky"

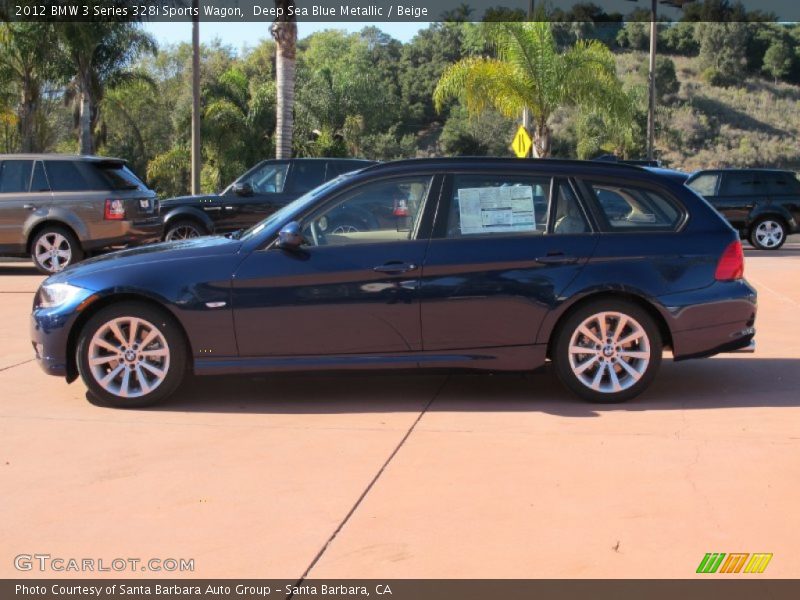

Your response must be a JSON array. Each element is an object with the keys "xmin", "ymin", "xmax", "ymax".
[{"xmin": 143, "ymin": 22, "xmax": 427, "ymax": 53}]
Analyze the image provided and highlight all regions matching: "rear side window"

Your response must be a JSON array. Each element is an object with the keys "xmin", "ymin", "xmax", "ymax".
[
  {"xmin": 719, "ymin": 173, "xmax": 762, "ymax": 196},
  {"xmin": 587, "ymin": 182, "xmax": 683, "ymax": 231},
  {"xmin": 687, "ymin": 173, "xmax": 719, "ymax": 197},
  {"xmin": 45, "ymin": 161, "xmax": 108, "ymax": 192},
  {"xmin": 444, "ymin": 174, "xmax": 549, "ymax": 238},
  {"xmin": 0, "ymin": 160, "xmax": 33, "ymax": 193},
  {"xmin": 291, "ymin": 161, "xmax": 327, "ymax": 193},
  {"xmin": 762, "ymin": 171, "xmax": 800, "ymax": 195},
  {"xmin": 552, "ymin": 182, "xmax": 589, "ymax": 235}
]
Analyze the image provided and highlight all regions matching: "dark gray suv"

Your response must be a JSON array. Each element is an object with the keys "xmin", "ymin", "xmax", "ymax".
[{"xmin": 0, "ymin": 155, "xmax": 162, "ymax": 274}]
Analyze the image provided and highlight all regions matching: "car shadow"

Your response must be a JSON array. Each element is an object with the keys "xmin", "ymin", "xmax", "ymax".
[
  {"xmin": 115, "ymin": 357, "xmax": 800, "ymax": 417},
  {"xmin": 744, "ymin": 247, "xmax": 800, "ymax": 258},
  {"xmin": 0, "ymin": 264, "xmax": 41, "ymax": 276}
]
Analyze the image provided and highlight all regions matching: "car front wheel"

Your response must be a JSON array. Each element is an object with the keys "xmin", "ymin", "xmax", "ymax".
[
  {"xmin": 553, "ymin": 300, "xmax": 662, "ymax": 403},
  {"xmin": 749, "ymin": 218, "xmax": 787, "ymax": 250},
  {"xmin": 164, "ymin": 220, "xmax": 206, "ymax": 241},
  {"xmin": 31, "ymin": 226, "xmax": 84, "ymax": 274},
  {"xmin": 76, "ymin": 302, "xmax": 187, "ymax": 408}
]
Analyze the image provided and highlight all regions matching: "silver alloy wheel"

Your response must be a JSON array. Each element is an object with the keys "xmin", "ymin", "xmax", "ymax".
[
  {"xmin": 166, "ymin": 224, "xmax": 201, "ymax": 241},
  {"xmin": 754, "ymin": 220, "xmax": 784, "ymax": 248},
  {"xmin": 567, "ymin": 311, "xmax": 651, "ymax": 394},
  {"xmin": 34, "ymin": 232, "xmax": 72, "ymax": 273},
  {"xmin": 87, "ymin": 316, "xmax": 171, "ymax": 399}
]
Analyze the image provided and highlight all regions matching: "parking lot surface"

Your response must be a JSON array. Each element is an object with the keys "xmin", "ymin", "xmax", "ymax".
[{"xmin": 2, "ymin": 241, "xmax": 799, "ymax": 579}]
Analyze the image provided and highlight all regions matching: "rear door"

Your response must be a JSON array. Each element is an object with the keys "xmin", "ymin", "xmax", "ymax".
[
  {"xmin": 0, "ymin": 159, "xmax": 52, "ymax": 252},
  {"xmin": 419, "ymin": 172, "xmax": 598, "ymax": 351},
  {"xmin": 712, "ymin": 172, "xmax": 765, "ymax": 230}
]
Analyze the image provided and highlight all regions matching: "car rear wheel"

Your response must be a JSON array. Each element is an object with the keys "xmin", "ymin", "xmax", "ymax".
[
  {"xmin": 31, "ymin": 226, "xmax": 84, "ymax": 274},
  {"xmin": 553, "ymin": 300, "xmax": 662, "ymax": 403},
  {"xmin": 164, "ymin": 220, "xmax": 206, "ymax": 241},
  {"xmin": 749, "ymin": 218, "xmax": 786, "ymax": 250},
  {"xmin": 77, "ymin": 302, "xmax": 187, "ymax": 408}
]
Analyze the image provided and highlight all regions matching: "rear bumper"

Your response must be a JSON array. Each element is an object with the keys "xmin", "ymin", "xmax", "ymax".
[
  {"xmin": 659, "ymin": 279, "xmax": 757, "ymax": 361},
  {"xmin": 83, "ymin": 216, "xmax": 163, "ymax": 251}
]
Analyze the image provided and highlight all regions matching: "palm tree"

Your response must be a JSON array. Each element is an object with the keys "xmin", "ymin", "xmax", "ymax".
[
  {"xmin": 0, "ymin": 23, "xmax": 59, "ymax": 152},
  {"xmin": 433, "ymin": 21, "xmax": 632, "ymax": 158},
  {"xmin": 57, "ymin": 22, "xmax": 156, "ymax": 154},
  {"xmin": 271, "ymin": 0, "xmax": 297, "ymax": 159}
]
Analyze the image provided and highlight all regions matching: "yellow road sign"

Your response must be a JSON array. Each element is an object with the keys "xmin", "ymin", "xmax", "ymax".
[{"xmin": 512, "ymin": 125, "xmax": 532, "ymax": 158}]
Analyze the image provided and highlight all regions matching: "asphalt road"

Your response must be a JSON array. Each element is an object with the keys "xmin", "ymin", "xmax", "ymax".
[{"xmin": 1, "ymin": 240, "xmax": 798, "ymax": 578}]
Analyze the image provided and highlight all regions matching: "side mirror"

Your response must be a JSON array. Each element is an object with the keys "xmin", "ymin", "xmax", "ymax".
[
  {"xmin": 232, "ymin": 182, "xmax": 253, "ymax": 196},
  {"xmin": 277, "ymin": 221, "xmax": 305, "ymax": 250}
]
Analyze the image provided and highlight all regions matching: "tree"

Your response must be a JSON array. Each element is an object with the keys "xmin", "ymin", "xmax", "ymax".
[
  {"xmin": 271, "ymin": 0, "xmax": 297, "ymax": 159},
  {"xmin": 56, "ymin": 22, "xmax": 156, "ymax": 154},
  {"xmin": 694, "ymin": 22, "xmax": 748, "ymax": 86},
  {"xmin": 0, "ymin": 23, "xmax": 60, "ymax": 152},
  {"xmin": 433, "ymin": 21, "xmax": 632, "ymax": 157},
  {"xmin": 762, "ymin": 40, "xmax": 793, "ymax": 83}
]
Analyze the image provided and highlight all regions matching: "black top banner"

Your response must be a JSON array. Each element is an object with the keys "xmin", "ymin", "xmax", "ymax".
[{"xmin": 2, "ymin": 0, "xmax": 799, "ymax": 23}]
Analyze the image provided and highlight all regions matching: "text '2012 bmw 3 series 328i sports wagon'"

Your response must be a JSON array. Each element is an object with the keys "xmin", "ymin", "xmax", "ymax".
[{"xmin": 31, "ymin": 159, "xmax": 757, "ymax": 408}]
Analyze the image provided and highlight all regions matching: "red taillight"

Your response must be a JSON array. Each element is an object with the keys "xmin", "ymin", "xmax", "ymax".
[
  {"xmin": 104, "ymin": 198, "xmax": 125, "ymax": 220},
  {"xmin": 715, "ymin": 240, "xmax": 744, "ymax": 281},
  {"xmin": 393, "ymin": 199, "xmax": 409, "ymax": 217}
]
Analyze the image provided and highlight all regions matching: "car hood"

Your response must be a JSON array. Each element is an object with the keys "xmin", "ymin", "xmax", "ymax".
[
  {"xmin": 45, "ymin": 236, "xmax": 242, "ymax": 287},
  {"xmin": 160, "ymin": 193, "xmax": 221, "ymax": 206}
]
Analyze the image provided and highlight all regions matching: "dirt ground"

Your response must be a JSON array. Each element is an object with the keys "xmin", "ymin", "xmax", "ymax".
[{"xmin": 1, "ymin": 241, "xmax": 798, "ymax": 579}]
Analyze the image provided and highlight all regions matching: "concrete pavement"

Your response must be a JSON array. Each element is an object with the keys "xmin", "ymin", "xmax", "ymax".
[{"xmin": 1, "ymin": 243, "xmax": 799, "ymax": 579}]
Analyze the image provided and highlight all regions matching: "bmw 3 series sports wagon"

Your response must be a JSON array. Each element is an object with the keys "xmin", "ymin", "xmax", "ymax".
[{"xmin": 31, "ymin": 159, "xmax": 757, "ymax": 408}]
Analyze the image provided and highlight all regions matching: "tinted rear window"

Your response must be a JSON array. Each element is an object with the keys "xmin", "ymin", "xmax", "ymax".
[
  {"xmin": 0, "ymin": 160, "xmax": 33, "ymax": 193},
  {"xmin": 45, "ymin": 161, "xmax": 108, "ymax": 192},
  {"xmin": 292, "ymin": 161, "xmax": 328, "ymax": 193},
  {"xmin": 762, "ymin": 171, "xmax": 800, "ymax": 195},
  {"xmin": 719, "ymin": 173, "xmax": 762, "ymax": 196},
  {"xmin": 587, "ymin": 181, "xmax": 683, "ymax": 231}
]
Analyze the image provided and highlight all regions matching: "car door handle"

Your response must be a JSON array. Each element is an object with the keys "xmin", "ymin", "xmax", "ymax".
[
  {"xmin": 535, "ymin": 254, "xmax": 579, "ymax": 265},
  {"xmin": 373, "ymin": 262, "xmax": 418, "ymax": 274},
  {"xmin": 23, "ymin": 204, "xmax": 37, "ymax": 210}
]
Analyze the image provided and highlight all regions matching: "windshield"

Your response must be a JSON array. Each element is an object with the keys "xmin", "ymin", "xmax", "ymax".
[{"xmin": 238, "ymin": 172, "xmax": 359, "ymax": 241}]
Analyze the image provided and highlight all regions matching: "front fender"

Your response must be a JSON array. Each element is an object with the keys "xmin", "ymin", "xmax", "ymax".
[{"xmin": 162, "ymin": 206, "xmax": 215, "ymax": 233}]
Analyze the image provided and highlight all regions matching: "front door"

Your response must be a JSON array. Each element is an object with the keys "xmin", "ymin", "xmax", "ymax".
[
  {"xmin": 220, "ymin": 160, "xmax": 294, "ymax": 231},
  {"xmin": 420, "ymin": 173, "xmax": 598, "ymax": 351},
  {"xmin": 231, "ymin": 174, "xmax": 436, "ymax": 357}
]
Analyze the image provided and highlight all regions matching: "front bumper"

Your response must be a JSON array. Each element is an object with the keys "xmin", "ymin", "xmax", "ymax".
[{"xmin": 31, "ymin": 303, "xmax": 84, "ymax": 379}]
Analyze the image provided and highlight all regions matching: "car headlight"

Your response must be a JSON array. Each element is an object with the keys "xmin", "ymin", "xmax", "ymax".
[{"xmin": 35, "ymin": 283, "xmax": 88, "ymax": 309}]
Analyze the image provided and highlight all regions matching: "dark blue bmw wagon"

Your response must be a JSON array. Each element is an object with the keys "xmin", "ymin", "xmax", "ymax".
[{"xmin": 31, "ymin": 159, "xmax": 757, "ymax": 407}]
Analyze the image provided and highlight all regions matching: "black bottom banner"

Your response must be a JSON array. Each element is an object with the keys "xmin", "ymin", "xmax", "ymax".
[{"xmin": 4, "ymin": 579, "xmax": 800, "ymax": 600}]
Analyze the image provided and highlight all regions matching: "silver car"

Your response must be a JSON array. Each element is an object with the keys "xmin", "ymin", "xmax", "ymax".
[{"xmin": 0, "ymin": 154, "xmax": 162, "ymax": 274}]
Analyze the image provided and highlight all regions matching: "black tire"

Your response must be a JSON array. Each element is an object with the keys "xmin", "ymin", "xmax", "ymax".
[
  {"xmin": 748, "ymin": 217, "xmax": 787, "ymax": 250},
  {"xmin": 30, "ymin": 226, "xmax": 84, "ymax": 274},
  {"xmin": 553, "ymin": 299, "xmax": 662, "ymax": 403},
  {"xmin": 76, "ymin": 302, "xmax": 187, "ymax": 408},
  {"xmin": 164, "ymin": 219, "xmax": 207, "ymax": 241}
]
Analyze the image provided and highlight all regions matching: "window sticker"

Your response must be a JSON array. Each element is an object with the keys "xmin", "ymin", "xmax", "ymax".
[{"xmin": 457, "ymin": 185, "xmax": 536, "ymax": 235}]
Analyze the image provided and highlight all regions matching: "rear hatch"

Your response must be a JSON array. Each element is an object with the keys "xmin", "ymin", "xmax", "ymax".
[{"xmin": 93, "ymin": 160, "xmax": 158, "ymax": 218}]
